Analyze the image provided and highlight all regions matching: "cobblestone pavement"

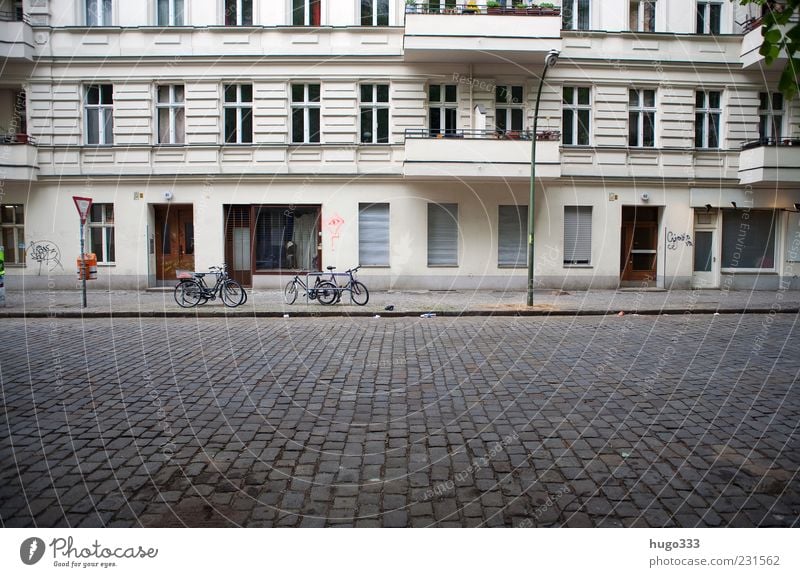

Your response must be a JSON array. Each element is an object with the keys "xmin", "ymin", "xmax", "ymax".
[{"xmin": 1, "ymin": 315, "xmax": 798, "ymax": 528}]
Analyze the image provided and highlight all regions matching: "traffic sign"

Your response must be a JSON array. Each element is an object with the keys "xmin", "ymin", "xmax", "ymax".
[{"xmin": 73, "ymin": 196, "xmax": 93, "ymax": 224}]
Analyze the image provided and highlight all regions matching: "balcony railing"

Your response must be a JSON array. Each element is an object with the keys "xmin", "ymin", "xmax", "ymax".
[
  {"xmin": 405, "ymin": 128, "xmax": 561, "ymax": 141},
  {"xmin": 1, "ymin": 133, "xmax": 37, "ymax": 145},
  {"xmin": 0, "ymin": 9, "xmax": 28, "ymax": 23},
  {"xmin": 406, "ymin": 3, "xmax": 561, "ymax": 16},
  {"xmin": 741, "ymin": 137, "xmax": 800, "ymax": 150}
]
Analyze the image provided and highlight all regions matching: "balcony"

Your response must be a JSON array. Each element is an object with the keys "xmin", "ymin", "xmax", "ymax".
[
  {"xmin": 403, "ymin": 129, "xmax": 561, "ymax": 179},
  {"xmin": 404, "ymin": 3, "xmax": 562, "ymax": 63},
  {"xmin": 0, "ymin": 134, "xmax": 38, "ymax": 181},
  {"xmin": 0, "ymin": 11, "xmax": 34, "ymax": 62},
  {"xmin": 740, "ymin": 14, "xmax": 797, "ymax": 69},
  {"xmin": 738, "ymin": 138, "xmax": 800, "ymax": 185}
]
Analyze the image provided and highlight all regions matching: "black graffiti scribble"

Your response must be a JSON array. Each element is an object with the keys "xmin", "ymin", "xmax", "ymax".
[
  {"xmin": 666, "ymin": 231, "xmax": 693, "ymax": 250},
  {"xmin": 27, "ymin": 241, "xmax": 63, "ymax": 274}
]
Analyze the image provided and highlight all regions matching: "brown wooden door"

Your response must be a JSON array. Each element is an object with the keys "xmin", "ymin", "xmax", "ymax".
[
  {"xmin": 621, "ymin": 220, "xmax": 658, "ymax": 281},
  {"xmin": 155, "ymin": 204, "xmax": 194, "ymax": 281}
]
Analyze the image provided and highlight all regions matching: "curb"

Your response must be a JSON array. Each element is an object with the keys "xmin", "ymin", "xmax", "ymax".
[{"xmin": 1, "ymin": 308, "xmax": 797, "ymax": 319}]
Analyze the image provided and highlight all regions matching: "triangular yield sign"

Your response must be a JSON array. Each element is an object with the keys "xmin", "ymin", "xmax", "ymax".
[{"xmin": 73, "ymin": 196, "xmax": 93, "ymax": 224}]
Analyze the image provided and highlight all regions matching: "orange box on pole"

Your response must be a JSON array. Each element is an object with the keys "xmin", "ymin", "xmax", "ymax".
[{"xmin": 77, "ymin": 253, "xmax": 98, "ymax": 280}]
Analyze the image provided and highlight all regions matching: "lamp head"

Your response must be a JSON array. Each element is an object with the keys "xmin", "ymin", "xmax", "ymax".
[
  {"xmin": 545, "ymin": 49, "xmax": 560, "ymax": 69},
  {"xmin": 705, "ymin": 204, "xmax": 712, "ymax": 213},
  {"xmin": 795, "ymin": 203, "xmax": 800, "ymax": 212},
  {"xmin": 731, "ymin": 201, "xmax": 737, "ymax": 208}
]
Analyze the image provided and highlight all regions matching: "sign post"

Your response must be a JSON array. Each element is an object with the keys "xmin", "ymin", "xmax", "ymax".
[
  {"xmin": 73, "ymin": 196, "xmax": 93, "ymax": 309},
  {"xmin": 0, "ymin": 244, "xmax": 5, "ymax": 308}
]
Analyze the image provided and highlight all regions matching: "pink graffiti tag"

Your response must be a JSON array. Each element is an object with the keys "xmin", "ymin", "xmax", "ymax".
[{"xmin": 326, "ymin": 213, "xmax": 345, "ymax": 251}]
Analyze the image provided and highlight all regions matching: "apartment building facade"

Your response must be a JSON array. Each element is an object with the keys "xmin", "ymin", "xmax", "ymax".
[{"xmin": 1, "ymin": 0, "xmax": 799, "ymax": 291}]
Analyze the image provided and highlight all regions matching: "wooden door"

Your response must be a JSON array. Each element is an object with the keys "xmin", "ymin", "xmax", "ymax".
[
  {"xmin": 621, "ymin": 210, "xmax": 658, "ymax": 282},
  {"xmin": 155, "ymin": 204, "xmax": 194, "ymax": 281}
]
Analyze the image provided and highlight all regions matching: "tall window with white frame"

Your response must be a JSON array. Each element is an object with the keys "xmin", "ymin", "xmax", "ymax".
[
  {"xmin": 696, "ymin": 1, "xmax": 722, "ymax": 34},
  {"xmin": 429, "ymin": 84, "xmax": 457, "ymax": 137},
  {"xmin": 158, "ymin": 0, "xmax": 184, "ymax": 26},
  {"xmin": 359, "ymin": 203, "xmax": 390, "ymax": 267},
  {"xmin": 360, "ymin": 84, "xmax": 389, "ymax": 144},
  {"xmin": 223, "ymin": 84, "xmax": 252, "ymax": 144},
  {"xmin": 88, "ymin": 204, "xmax": 115, "ymax": 264},
  {"xmin": 86, "ymin": 0, "xmax": 112, "ymax": 26},
  {"xmin": 361, "ymin": 0, "xmax": 388, "ymax": 26},
  {"xmin": 562, "ymin": 87, "xmax": 590, "ymax": 146},
  {"xmin": 695, "ymin": 90, "xmax": 721, "ymax": 149},
  {"xmin": 758, "ymin": 92, "xmax": 784, "ymax": 143},
  {"xmin": 563, "ymin": 0, "xmax": 590, "ymax": 30},
  {"xmin": 157, "ymin": 85, "xmax": 185, "ymax": 144},
  {"xmin": 630, "ymin": 0, "xmax": 655, "ymax": 31},
  {"xmin": 291, "ymin": 84, "xmax": 321, "ymax": 144},
  {"xmin": 293, "ymin": 0, "xmax": 321, "ymax": 25},
  {"xmin": 629, "ymin": 89, "xmax": 656, "ymax": 147},
  {"xmin": 225, "ymin": 0, "xmax": 253, "ymax": 26},
  {"xmin": 428, "ymin": 203, "xmax": 458, "ymax": 267},
  {"xmin": 563, "ymin": 206, "xmax": 592, "ymax": 265},
  {"xmin": 0, "ymin": 204, "xmax": 24, "ymax": 265},
  {"xmin": 495, "ymin": 85, "xmax": 524, "ymax": 135},
  {"xmin": 498, "ymin": 205, "xmax": 528, "ymax": 268},
  {"xmin": 85, "ymin": 84, "xmax": 113, "ymax": 145}
]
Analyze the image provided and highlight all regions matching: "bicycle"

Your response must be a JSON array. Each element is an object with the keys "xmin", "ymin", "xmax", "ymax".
[
  {"xmin": 283, "ymin": 272, "xmax": 338, "ymax": 305},
  {"xmin": 174, "ymin": 264, "xmax": 246, "ymax": 308},
  {"xmin": 328, "ymin": 265, "xmax": 369, "ymax": 306}
]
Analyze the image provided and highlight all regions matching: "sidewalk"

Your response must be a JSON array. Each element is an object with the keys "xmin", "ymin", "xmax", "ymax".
[{"xmin": 1, "ymin": 287, "xmax": 798, "ymax": 317}]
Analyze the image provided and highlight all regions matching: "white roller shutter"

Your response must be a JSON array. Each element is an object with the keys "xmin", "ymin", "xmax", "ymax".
[
  {"xmin": 498, "ymin": 205, "xmax": 528, "ymax": 267},
  {"xmin": 427, "ymin": 203, "xmax": 458, "ymax": 266},
  {"xmin": 359, "ymin": 203, "xmax": 390, "ymax": 266},
  {"xmin": 564, "ymin": 206, "xmax": 592, "ymax": 264}
]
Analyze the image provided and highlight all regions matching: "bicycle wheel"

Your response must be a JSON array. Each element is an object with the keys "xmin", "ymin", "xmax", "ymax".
[
  {"xmin": 349, "ymin": 281, "xmax": 370, "ymax": 306},
  {"xmin": 174, "ymin": 280, "xmax": 203, "ymax": 308},
  {"xmin": 283, "ymin": 280, "xmax": 299, "ymax": 304},
  {"xmin": 316, "ymin": 281, "xmax": 339, "ymax": 306},
  {"xmin": 221, "ymin": 279, "xmax": 245, "ymax": 307}
]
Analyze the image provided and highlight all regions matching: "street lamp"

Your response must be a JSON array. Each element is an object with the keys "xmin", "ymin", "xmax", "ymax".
[{"xmin": 527, "ymin": 48, "xmax": 560, "ymax": 307}]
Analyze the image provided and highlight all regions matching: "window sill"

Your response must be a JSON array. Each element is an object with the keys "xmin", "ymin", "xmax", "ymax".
[
  {"xmin": 427, "ymin": 265, "xmax": 459, "ymax": 268},
  {"xmin": 721, "ymin": 269, "xmax": 777, "ymax": 274},
  {"xmin": 563, "ymin": 264, "xmax": 593, "ymax": 269},
  {"xmin": 498, "ymin": 265, "xmax": 526, "ymax": 269},
  {"xmin": 97, "ymin": 263, "xmax": 115, "ymax": 267},
  {"xmin": 358, "ymin": 265, "xmax": 390, "ymax": 269}
]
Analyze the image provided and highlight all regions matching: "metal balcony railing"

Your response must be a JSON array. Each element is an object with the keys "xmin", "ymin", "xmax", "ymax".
[
  {"xmin": 0, "ymin": 10, "xmax": 29, "ymax": 23},
  {"xmin": 404, "ymin": 128, "xmax": 561, "ymax": 141},
  {"xmin": 741, "ymin": 137, "xmax": 800, "ymax": 150},
  {"xmin": 406, "ymin": 3, "xmax": 561, "ymax": 16},
  {"xmin": 1, "ymin": 133, "xmax": 37, "ymax": 145}
]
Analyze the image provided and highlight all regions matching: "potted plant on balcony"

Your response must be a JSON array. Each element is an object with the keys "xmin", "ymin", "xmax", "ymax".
[
  {"xmin": 463, "ymin": 0, "xmax": 479, "ymax": 14},
  {"xmin": 538, "ymin": 2, "xmax": 557, "ymax": 15},
  {"xmin": 486, "ymin": 1, "xmax": 502, "ymax": 14},
  {"xmin": 514, "ymin": 2, "xmax": 529, "ymax": 14},
  {"xmin": 405, "ymin": 0, "xmax": 417, "ymax": 14}
]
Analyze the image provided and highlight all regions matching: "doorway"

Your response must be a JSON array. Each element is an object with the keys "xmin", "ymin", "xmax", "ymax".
[
  {"xmin": 692, "ymin": 209, "xmax": 719, "ymax": 288},
  {"xmin": 620, "ymin": 206, "xmax": 659, "ymax": 285},
  {"xmin": 154, "ymin": 204, "xmax": 194, "ymax": 282}
]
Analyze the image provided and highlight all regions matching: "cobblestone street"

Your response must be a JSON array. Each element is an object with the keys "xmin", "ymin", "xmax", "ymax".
[{"xmin": 1, "ymin": 315, "xmax": 798, "ymax": 527}]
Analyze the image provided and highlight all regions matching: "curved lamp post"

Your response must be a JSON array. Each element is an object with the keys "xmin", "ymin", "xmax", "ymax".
[{"xmin": 527, "ymin": 48, "xmax": 560, "ymax": 307}]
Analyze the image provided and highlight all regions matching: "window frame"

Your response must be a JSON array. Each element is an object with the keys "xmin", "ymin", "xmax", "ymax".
[
  {"xmin": 359, "ymin": 84, "xmax": 390, "ymax": 144},
  {"xmin": 157, "ymin": 0, "xmax": 185, "ymax": 26},
  {"xmin": 88, "ymin": 203, "xmax": 116, "ymax": 264},
  {"xmin": 495, "ymin": 85, "xmax": 525, "ymax": 134},
  {"xmin": 358, "ymin": 203, "xmax": 391, "ymax": 267},
  {"xmin": 292, "ymin": 0, "xmax": 322, "ymax": 26},
  {"xmin": 0, "ymin": 204, "xmax": 25, "ymax": 265},
  {"xmin": 223, "ymin": 84, "xmax": 253, "ymax": 144},
  {"xmin": 291, "ymin": 83, "xmax": 322, "ymax": 144},
  {"xmin": 628, "ymin": 88, "xmax": 656, "ymax": 148},
  {"xmin": 695, "ymin": 90, "xmax": 721, "ymax": 149},
  {"xmin": 360, "ymin": 0, "xmax": 389, "ymax": 26},
  {"xmin": 758, "ymin": 92, "xmax": 785, "ymax": 142},
  {"xmin": 696, "ymin": 1, "xmax": 722, "ymax": 34},
  {"xmin": 156, "ymin": 84, "xmax": 186, "ymax": 145},
  {"xmin": 720, "ymin": 209, "xmax": 778, "ymax": 272},
  {"xmin": 629, "ymin": 0, "xmax": 656, "ymax": 32},
  {"xmin": 86, "ymin": 0, "xmax": 112, "ymax": 26},
  {"xmin": 563, "ymin": 205, "xmax": 593, "ymax": 266},
  {"xmin": 85, "ymin": 84, "xmax": 114, "ymax": 145},
  {"xmin": 428, "ymin": 84, "xmax": 458, "ymax": 137},
  {"xmin": 563, "ymin": 0, "xmax": 591, "ymax": 30},
  {"xmin": 562, "ymin": 86, "xmax": 591, "ymax": 146},
  {"xmin": 225, "ymin": 0, "xmax": 253, "ymax": 26}
]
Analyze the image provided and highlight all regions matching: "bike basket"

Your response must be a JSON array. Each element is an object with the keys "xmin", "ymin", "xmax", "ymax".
[{"xmin": 175, "ymin": 269, "xmax": 194, "ymax": 279}]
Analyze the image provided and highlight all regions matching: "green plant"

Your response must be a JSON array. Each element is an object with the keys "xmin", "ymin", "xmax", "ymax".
[
  {"xmin": 486, "ymin": 1, "xmax": 501, "ymax": 6},
  {"xmin": 515, "ymin": 2, "xmax": 528, "ymax": 8},
  {"xmin": 539, "ymin": 2, "xmax": 555, "ymax": 7},
  {"xmin": 405, "ymin": 0, "xmax": 416, "ymax": 5}
]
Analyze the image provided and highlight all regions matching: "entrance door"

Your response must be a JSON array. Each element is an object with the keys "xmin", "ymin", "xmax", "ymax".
[
  {"xmin": 620, "ymin": 206, "xmax": 659, "ymax": 283},
  {"xmin": 154, "ymin": 204, "xmax": 194, "ymax": 281},
  {"xmin": 692, "ymin": 230, "xmax": 718, "ymax": 288}
]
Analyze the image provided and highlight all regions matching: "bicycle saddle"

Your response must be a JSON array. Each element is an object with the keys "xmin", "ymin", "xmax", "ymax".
[{"xmin": 326, "ymin": 266, "xmax": 336, "ymax": 271}]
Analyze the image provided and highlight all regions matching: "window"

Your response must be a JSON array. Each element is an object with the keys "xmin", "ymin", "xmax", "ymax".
[
  {"xmin": 429, "ymin": 84, "xmax": 457, "ymax": 137},
  {"xmin": 630, "ymin": 0, "xmax": 655, "ymax": 31},
  {"xmin": 787, "ymin": 212, "xmax": 800, "ymax": 263},
  {"xmin": 563, "ymin": 0, "xmax": 590, "ymax": 30},
  {"xmin": 255, "ymin": 206, "xmax": 320, "ymax": 271},
  {"xmin": 498, "ymin": 205, "xmax": 528, "ymax": 268},
  {"xmin": 361, "ymin": 0, "xmax": 388, "ymax": 26},
  {"xmin": 158, "ymin": 0, "xmax": 184, "ymax": 26},
  {"xmin": 564, "ymin": 206, "xmax": 592, "ymax": 265},
  {"xmin": 758, "ymin": 92, "xmax": 784, "ymax": 142},
  {"xmin": 1, "ymin": 205, "xmax": 24, "ymax": 265},
  {"xmin": 360, "ymin": 84, "xmax": 389, "ymax": 144},
  {"xmin": 85, "ymin": 84, "xmax": 113, "ymax": 145},
  {"xmin": 223, "ymin": 84, "xmax": 253, "ymax": 144},
  {"xmin": 157, "ymin": 85, "xmax": 185, "ymax": 144},
  {"xmin": 695, "ymin": 90, "xmax": 721, "ymax": 149},
  {"xmin": 86, "ymin": 0, "xmax": 112, "ymax": 26},
  {"xmin": 427, "ymin": 203, "xmax": 458, "ymax": 266},
  {"xmin": 696, "ymin": 1, "xmax": 722, "ymax": 34},
  {"xmin": 291, "ymin": 84, "xmax": 321, "ymax": 144},
  {"xmin": 359, "ymin": 203, "xmax": 390, "ymax": 266},
  {"xmin": 88, "ymin": 204, "xmax": 115, "ymax": 264},
  {"xmin": 721, "ymin": 209, "xmax": 776, "ymax": 270},
  {"xmin": 562, "ymin": 87, "xmax": 590, "ymax": 146},
  {"xmin": 496, "ymin": 85, "xmax": 524, "ymax": 134},
  {"xmin": 293, "ymin": 0, "xmax": 321, "ymax": 26},
  {"xmin": 629, "ymin": 89, "xmax": 656, "ymax": 147},
  {"xmin": 225, "ymin": 0, "xmax": 253, "ymax": 26},
  {"xmin": 13, "ymin": 90, "xmax": 26, "ymax": 136}
]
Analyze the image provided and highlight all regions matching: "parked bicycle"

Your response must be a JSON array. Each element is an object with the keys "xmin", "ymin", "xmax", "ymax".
[
  {"xmin": 283, "ymin": 272, "xmax": 339, "ymax": 305},
  {"xmin": 327, "ymin": 266, "xmax": 369, "ymax": 306},
  {"xmin": 174, "ymin": 264, "xmax": 246, "ymax": 308}
]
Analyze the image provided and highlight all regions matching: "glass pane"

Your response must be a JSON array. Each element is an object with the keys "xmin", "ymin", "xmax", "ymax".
[
  {"xmin": 578, "ymin": 0, "xmax": 590, "ymax": 29},
  {"xmin": 772, "ymin": 93, "xmax": 784, "ymax": 111},
  {"xmin": 694, "ymin": 231, "xmax": 713, "ymax": 272},
  {"xmin": 184, "ymin": 222, "xmax": 194, "ymax": 254},
  {"xmin": 496, "ymin": 86, "xmax": 506, "ymax": 103},
  {"xmin": 158, "ymin": 0, "xmax": 168, "ymax": 25},
  {"xmin": 578, "ymin": 87, "xmax": 590, "ymax": 105},
  {"xmin": 629, "ymin": 89, "xmax": 639, "ymax": 107},
  {"xmin": 562, "ymin": 109, "xmax": 574, "ymax": 144},
  {"xmin": 87, "ymin": 109, "xmax": 99, "ymax": 144},
  {"xmin": 722, "ymin": 209, "xmax": 776, "ymax": 268},
  {"xmin": 103, "ymin": 108, "xmax": 113, "ymax": 144},
  {"xmin": 90, "ymin": 227, "xmax": 103, "ymax": 257},
  {"xmin": 291, "ymin": 84, "xmax": 304, "ymax": 102},
  {"xmin": 445, "ymin": 108, "xmax": 457, "ymax": 134},
  {"xmin": 445, "ymin": 85, "xmax": 457, "ymax": 102},
  {"xmin": 511, "ymin": 108, "xmax": 523, "ymax": 131},
  {"xmin": 102, "ymin": 0, "xmax": 111, "ymax": 25},
  {"xmin": 90, "ymin": 204, "xmax": 103, "ymax": 223},
  {"xmin": 105, "ymin": 204, "xmax": 114, "ymax": 223},
  {"xmin": 86, "ymin": 0, "xmax": 98, "ymax": 25},
  {"xmin": 360, "ymin": 108, "xmax": 373, "ymax": 142},
  {"xmin": 695, "ymin": 113, "xmax": 704, "ymax": 147},
  {"xmin": 496, "ymin": 109, "xmax": 507, "ymax": 132},
  {"xmin": 377, "ymin": 0, "xmax": 389, "ymax": 25},
  {"xmin": 101, "ymin": 84, "xmax": 113, "ymax": 103},
  {"xmin": 377, "ymin": 108, "xmax": 389, "ymax": 143},
  {"xmin": 175, "ymin": 0, "xmax": 185, "ymax": 25},
  {"xmin": 241, "ymin": 108, "xmax": 253, "ymax": 143},
  {"xmin": 709, "ymin": 3, "xmax": 721, "ymax": 33},
  {"xmin": 157, "ymin": 85, "xmax": 169, "ymax": 102},
  {"xmin": 511, "ymin": 86, "xmax": 523, "ymax": 104},
  {"xmin": 1, "ymin": 205, "xmax": 13, "ymax": 223},
  {"xmin": 563, "ymin": 87, "xmax": 573, "ymax": 104},
  {"xmin": 225, "ymin": 0, "xmax": 237, "ymax": 25},
  {"xmin": 309, "ymin": 84, "xmax": 320, "ymax": 102},
  {"xmin": 632, "ymin": 253, "xmax": 656, "ymax": 271},
  {"xmin": 361, "ymin": 84, "xmax": 373, "ymax": 103},
  {"xmin": 87, "ymin": 85, "xmax": 100, "ymax": 105},
  {"xmin": 628, "ymin": 111, "xmax": 639, "ymax": 146},
  {"xmin": 643, "ymin": 111, "xmax": 655, "ymax": 146},
  {"xmin": 377, "ymin": 84, "xmax": 389, "ymax": 102},
  {"xmin": 224, "ymin": 85, "xmax": 236, "ymax": 102},
  {"xmin": 577, "ymin": 109, "xmax": 590, "ymax": 145},
  {"xmin": 242, "ymin": 0, "xmax": 253, "ymax": 25},
  {"xmin": 293, "ymin": 0, "xmax": 304, "ymax": 25},
  {"xmin": 429, "ymin": 84, "xmax": 441, "ymax": 103},
  {"xmin": 292, "ymin": 108, "xmax": 304, "ymax": 142},
  {"xmin": 758, "ymin": 92, "xmax": 768, "ymax": 111},
  {"xmin": 708, "ymin": 112, "xmax": 719, "ymax": 148},
  {"xmin": 174, "ymin": 107, "xmax": 185, "ymax": 143},
  {"xmin": 361, "ymin": 0, "xmax": 373, "ymax": 26},
  {"xmin": 174, "ymin": 85, "xmax": 184, "ymax": 102},
  {"xmin": 240, "ymin": 84, "xmax": 252, "ymax": 102},
  {"xmin": 708, "ymin": 91, "xmax": 720, "ymax": 109},
  {"xmin": 107, "ymin": 228, "xmax": 115, "ymax": 262},
  {"xmin": 158, "ymin": 108, "xmax": 170, "ymax": 143},
  {"xmin": 309, "ymin": 108, "xmax": 320, "ymax": 142},
  {"xmin": 696, "ymin": 3, "xmax": 704, "ymax": 33},
  {"xmin": 696, "ymin": 91, "xmax": 705, "ymax": 108},
  {"xmin": 643, "ymin": 90, "xmax": 655, "ymax": 108},
  {"xmin": 225, "ymin": 108, "xmax": 237, "ymax": 143},
  {"xmin": 562, "ymin": 4, "xmax": 573, "ymax": 29},
  {"xmin": 1, "ymin": 229, "xmax": 15, "ymax": 262},
  {"xmin": 645, "ymin": 1, "xmax": 655, "ymax": 30},
  {"xmin": 429, "ymin": 108, "xmax": 441, "ymax": 134},
  {"xmin": 14, "ymin": 205, "xmax": 23, "ymax": 225}
]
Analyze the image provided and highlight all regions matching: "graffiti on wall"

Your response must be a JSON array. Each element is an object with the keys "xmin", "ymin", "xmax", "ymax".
[
  {"xmin": 666, "ymin": 232, "xmax": 693, "ymax": 250},
  {"xmin": 27, "ymin": 240, "xmax": 63, "ymax": 274}
]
